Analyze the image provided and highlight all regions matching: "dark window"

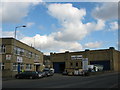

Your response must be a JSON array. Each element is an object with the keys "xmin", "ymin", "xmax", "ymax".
[
  {"xmin": 70, "ymin": 62, "xmax": 73, "ymax": 66},
  {"xmin": 0, "ymin": 45, "xmax": 6, "ymax": 53},
  {"xmin": 0, "ymin": 63, "xmax": 5, "ymax": 70},
  {"xmin": 76, "ymin": 62, "xmax": 78, "ymax": 67},
  {"xmin": 81, "ymin": 62, "xmax": 82, "ymax": 66}
]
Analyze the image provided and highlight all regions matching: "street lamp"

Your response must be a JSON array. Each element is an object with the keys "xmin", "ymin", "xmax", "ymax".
[
  {"xmin": 14, "ymin": 25, "xmax": 26, "ymax": 74},
  {"xmin": 14, "ymin": 25, "xmax": 26, "ymax": 39}
]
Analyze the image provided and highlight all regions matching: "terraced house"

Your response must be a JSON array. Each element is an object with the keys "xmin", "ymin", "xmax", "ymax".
[{"xmin": 0, "ymin": 38, "xmax": 43, "ymax": 78}]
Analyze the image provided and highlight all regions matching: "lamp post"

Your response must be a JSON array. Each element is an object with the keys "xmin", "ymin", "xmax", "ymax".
[
  {"xmin": 14, "ymin": 25, "xmax": 26, "ymax": 39},
  {"xmin": 14, "ymin": 25, "xmax": 26, "ymax": 74}
]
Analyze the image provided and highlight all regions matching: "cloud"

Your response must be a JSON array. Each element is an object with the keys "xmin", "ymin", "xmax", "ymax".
[
  {"xmin": 20, "ymin": 34, "xmax": 83, "ymax": 52},
  {"xmin": 20, "ymin": 3, "xmax": 105, "ymax": 53},
  {"xmin": 0, "ymin": 30, "xmax": 14, "ymax": 37},
  {"xmin": 84, "ymin": 41, "xmax": 102, "ymax": 48},
  {"xmin": 1, "ymin": 3, "xmax": 108, "ymax": 54},
  {"xmin": 47, "ymin": 3, "xmax": 105, "ymax": 42},
  {"xmin": 92, "ymin": 2, "xmax": 118, "ymax": 20},
  {"xmin": 26, "ymin": 22, "xmax": 35, "ymax": 27},
  {"xmin": 109, "ymin": 21, "xmax": 118, "ymax": 31},
  {"xmin": 2, "ymin": 0, "xmax": 42, "ymax": 3},
  {"xmin": 85, "ymin": 19, "xmax": 105, "ymax": 32},
  {"xmin": 48, "ymin": 4, "xmax": 86, "ymax": 23},
  {"xmin": 0, "ymin": 2, "xmax": 40, "ymax": 23}
]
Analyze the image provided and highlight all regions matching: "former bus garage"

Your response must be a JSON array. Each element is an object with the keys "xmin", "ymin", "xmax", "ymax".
[{"xmin": 50, "ymin": 47, "xmax": 120, "ymax": 73}]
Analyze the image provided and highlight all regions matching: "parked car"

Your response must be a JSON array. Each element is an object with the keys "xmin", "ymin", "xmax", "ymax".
[
  {"xmin": 15, "ymin": 71, "xmax": 41, "ymax": 79},
  {"xmin": 37, "ymin": 71, "xmax": 46, "ymax": 77},
  {"xmin": 62, "ymin": 70, "xmax": 68, "ymax": 75},
  {"xmin": 50, "ymin": 68, "xmax": 54, "ymax": 73},
  {"xmin": 43, "ymin": 68, "xmax": 54, "ymax": 76},
  {"xmin": 68, "ymin": 72, "xmax": 73, "ymax": 76}
]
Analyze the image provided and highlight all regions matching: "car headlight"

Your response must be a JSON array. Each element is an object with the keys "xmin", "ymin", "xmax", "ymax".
[{"xmin": 39, "ymin": 74, "xmax": 42, "ymax": 77}]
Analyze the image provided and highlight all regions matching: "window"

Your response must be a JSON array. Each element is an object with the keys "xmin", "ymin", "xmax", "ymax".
[
  {"xmin": 25, "ymin": 50, "xmax": 29, "ymax": 57},
  {"xmin": 81, "ymin": 62, "xmax": 82, "ymax": 66},
  {"xmin": 14, "ymin": 47, "xmax": 17, "ymax": 54},
  {"xmin": 35, "ymin": 54, "xmax": 38, "ymax": 60},
  {"xmin": 32, "ymin": 53, "xmax": 35, "ymax": 58},
  {"xmin": 28, "ymin": 52, "xmax": 32, "ymax": 58},
  {"xmin": 17, "ymin": 48, "xmax": 21, "ymax": 55},
  {"xmin": 12, "ymin": 63, "xmax": 18, "ymax": 71},
  {"xmin": 26, "ymin": 64, "xmax": 32, "ymax": 70},
  {"xmin": 20, "ymin": 63, "xmax": 24, "ymax": 70},
  {"xmin": 70, "ymin": 62, "xmax": 73, "ymax": 67},
  {"xmin": 14, "ymin": 47, "xmax": 25, "ymax": 56},
  {"xmin": 20, "ymin": 49, "xmax": 24, "ymax": 56},
  {"xmin": 0, "ymin": 63, "xmax": 5, "ymax": 70},
  {"xmin": 0, "ymin": 45, "xmax": 6, "ymax": 54},
  {"xmin": 76, "ymin": 62, "xmax": 78, "ymax": 67},
  {"xmin": 30, "ymin": 64, "xmax": 32, "ymax": 69}
]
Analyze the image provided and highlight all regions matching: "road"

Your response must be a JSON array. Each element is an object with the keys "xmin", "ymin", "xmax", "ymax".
[{"xmin": 2, "ymin": 72, "xmax": 119, "ymax": 88}]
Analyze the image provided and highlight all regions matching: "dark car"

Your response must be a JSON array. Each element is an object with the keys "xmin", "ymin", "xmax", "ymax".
[{"xmin": 15, "ymin": 71, "xmax": 41, "ymax": 79}]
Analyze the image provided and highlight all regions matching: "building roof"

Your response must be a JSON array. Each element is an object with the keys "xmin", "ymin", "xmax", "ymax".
[{"xmin": 0, "ymin": 37, "xmax": 43, "ymax": 54}]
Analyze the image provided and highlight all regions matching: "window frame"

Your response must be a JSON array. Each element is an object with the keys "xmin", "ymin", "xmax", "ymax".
[{"xmin": 12, "ymin": 63, "xmax": 18, "ymax": 71}]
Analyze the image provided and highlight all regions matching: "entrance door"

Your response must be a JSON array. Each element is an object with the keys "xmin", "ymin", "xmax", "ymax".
[{"xmin": 36, "ymin": 65, "xmax": 40, "ymax": 71}]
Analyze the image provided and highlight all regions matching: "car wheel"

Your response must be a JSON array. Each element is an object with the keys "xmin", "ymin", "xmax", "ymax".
[{"xmin": 29, "ymin": 76, "xmax": 33, "ymax": 79}]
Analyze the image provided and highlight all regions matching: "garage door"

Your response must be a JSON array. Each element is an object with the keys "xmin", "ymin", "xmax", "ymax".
[
  {"xmin": 90, "ymin": 60, "xmax": 110, "ymax": 70},
  {"xmin": 53, "ymin": 62, "xmax": 65, "ymax": 73}
]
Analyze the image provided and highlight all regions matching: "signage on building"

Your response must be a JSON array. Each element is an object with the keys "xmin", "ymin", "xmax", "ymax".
[
  {"xmin": 34, "ymin": 59, "xmax": 38, "ymax": 63},
  {"xmin": 6, "ymin": 55, "xmax": 11, "ymax": 60},
  {"xmin": 17, "ymin": 56, "xmax": 23, "ymax": 63},
  {"xmin": 82, "ymin": 58, "xmax": 88, "ymax": 70},
  {"xmin": 71, "ymin": 55, "xmax": 82, "ymax": 60}
]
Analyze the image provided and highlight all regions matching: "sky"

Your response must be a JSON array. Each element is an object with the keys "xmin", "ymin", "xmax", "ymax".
[{"xmin": 0, "ymin": 0, "xmax": 119, "ymax": 55}]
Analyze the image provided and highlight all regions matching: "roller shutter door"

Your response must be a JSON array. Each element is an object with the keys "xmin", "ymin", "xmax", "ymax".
[{"xmin": 90, "ymin": 60, "xmax": 110, "ymax": 70}]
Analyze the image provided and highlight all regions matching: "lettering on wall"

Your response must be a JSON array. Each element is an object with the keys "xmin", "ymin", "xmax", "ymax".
[{"xmin": 71, "ymin": 55, "xmax": 83, "ymax": 60}]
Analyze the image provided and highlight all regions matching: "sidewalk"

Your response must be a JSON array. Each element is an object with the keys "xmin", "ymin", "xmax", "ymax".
[{"xmin": 2, "ymin": 77, "xmax": 16, "ymax": 81}]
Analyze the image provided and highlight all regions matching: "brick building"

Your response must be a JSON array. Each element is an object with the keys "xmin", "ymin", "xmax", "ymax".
[
  {"xmin": 0, "ymin": 38, "xmax": 43, "ymax": 78},
  {"xmin": 50, "ymin": 47, "xmax": 120, "ymax": 73}
]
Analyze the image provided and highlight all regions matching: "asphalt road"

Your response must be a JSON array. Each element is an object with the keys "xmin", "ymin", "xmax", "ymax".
[{"xmin": 2, "ymin": 72, "xmax": 119, "ymax": 88}]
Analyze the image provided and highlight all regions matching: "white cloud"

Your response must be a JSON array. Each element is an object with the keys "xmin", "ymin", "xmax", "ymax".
[
  {"xmin": 0, "ymin": 30, "xmax": 14, "ymax": 38},
  {"xmin": 0, "ymin": 2, "xmax": 40, "ymax": 23},
  {"xmin": 109, "ymin": 21, "xmax": 118, "ymax": 31},
  {"xmin": 20, "ymin": 3, "xmax": 105, "ymax": 53},
  {"xmin": 85, "ymin": 19, "xmax": 105, "ymax": 32},
  {"xmin": 47, "ymin": 3, "xmax": 105, "ymax": 42},
  {"xmin": 48, "ymin": 4, "xmax": 86, "ymax": 23},
  {"xmin": 92, "ymin": 2, "xmax": 118, "ymax": 20},
  {"xmin": 84, "ymin": 41, "xmax": 102, "ymax": 48},
  {"xmin": 20, "ymin": 34, "xmax": 83, "ymax": 53},
  {"xmin": 26, "ymin": 22, "xmax": 35, "ymax": 27},
  {"xmin": 1, "ymin": 3, "xmax": 108, "ymax": 54},
  {"xmin": 2, "ymin": 0, "xmax": 42, "ymax": 3}
]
